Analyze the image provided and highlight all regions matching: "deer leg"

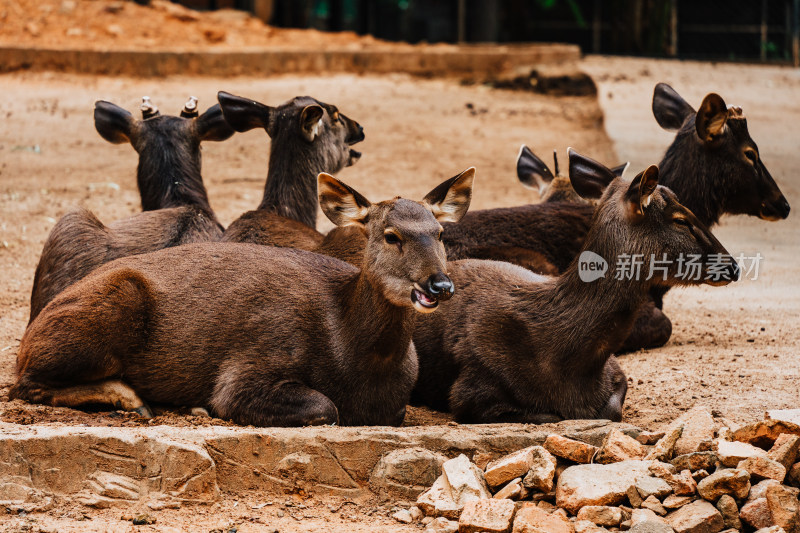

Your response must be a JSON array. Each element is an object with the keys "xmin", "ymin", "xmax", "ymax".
[
  {"xmin": 211, "ymin": 367, "xmax": 339, "ymax": 427},
  {"xmin": 10, "ymin": 379, "xmax": 153, "ymax": 417},
  {"xmin": 618, "ymin": 301, "xmax": 673, "ymax": 353}
]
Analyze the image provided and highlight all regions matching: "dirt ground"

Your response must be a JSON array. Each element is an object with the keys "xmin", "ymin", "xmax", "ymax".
[{"xmin": 0, "ymin": 56, "xmax": 798, "ymax": 531}]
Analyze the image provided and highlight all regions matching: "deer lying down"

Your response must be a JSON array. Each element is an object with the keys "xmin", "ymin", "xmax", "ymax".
[
  {"xmin": 28, "ymin": 97, "xmax": 234, "ymax": 323},
  {"xmin": 218, "ymin": 91, "xmax": 365, "ymax": 247},
  {"xmin": 11, "ymin": 170, "xmax": 475, "ymax": 427},
  {"xmin": 411, "ymin": 153, "xmax": 739, "ymax": 423},
  {"xmin": 517, "ymin": 145, "xmax": 628, "ymax": 204}
]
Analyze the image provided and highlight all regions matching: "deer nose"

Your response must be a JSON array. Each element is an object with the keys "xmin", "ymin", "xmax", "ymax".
[
  {"xmin": 426, "ymin": 273, "xmax": 454, "ymax": 301},
  {"xmin": 779, "ymin": 197, "xmax": 791, "ymax": 218}
]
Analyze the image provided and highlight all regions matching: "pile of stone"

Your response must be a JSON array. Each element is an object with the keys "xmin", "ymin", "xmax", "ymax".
[{"xmin": 401, "ymin": 408, "xmax": 800, "ymax": 533}]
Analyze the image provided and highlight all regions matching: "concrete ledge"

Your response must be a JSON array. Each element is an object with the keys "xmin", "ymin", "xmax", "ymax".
[
  {"xmin": 0, "ymin": 43, "xmax": 581, "ymax": 77},
  {"xmin": 0, "ymin": 420, "xmax": 638, "ymax": 509}
]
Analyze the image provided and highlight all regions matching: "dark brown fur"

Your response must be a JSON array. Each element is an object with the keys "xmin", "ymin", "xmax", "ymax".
[
  {"xmin": 219, "ymin": 92, "xmax": 365, "ymax": 246},
  {"xmin": 411, "ymin": 163, "xmax": 739, "ymax": 423},
  {"xmin": 28, "ymin": 99, "xmax": 234, "ymax": 322},
  {"xmin": 11, "ymin": 171, "xmax": 474, "ymax": 427}
]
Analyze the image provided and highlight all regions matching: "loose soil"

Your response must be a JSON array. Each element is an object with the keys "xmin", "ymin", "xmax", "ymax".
[{"xmin": 0, "ymin": 55, "xmax": 798, "ymax": 531}]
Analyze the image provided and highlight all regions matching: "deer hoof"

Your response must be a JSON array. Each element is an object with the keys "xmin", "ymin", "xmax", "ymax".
[{"xmin": 134, "ymin": 405, "xmax": 154, "ymax": 419}]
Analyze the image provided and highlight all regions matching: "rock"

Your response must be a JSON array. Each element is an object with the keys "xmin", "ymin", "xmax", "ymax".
[
  {"xmin": 663, "ymin": 495, "xmax": 696, "ymax": 509},
  {"xmin": 631, "ymin": 508, "xmax": 668, "ymax": 525},
  {"xmin": 426, "ymin": 517, "xmax": 459, "ymax": 533},
  {"xmin": 522, "ymin": 447, "xmax": 558, "ymax": 493},
  {"xmin": 494, "ymin": 478, "xmax": 526, "ymax": 501},
  {"xmin": 741, "ymin": 498, "xmax": 774, "ymax": 530},
  {"xmin": 672, "ymin": 452, "xmax": 719, "ymax": 473},
  {"xmin": 751, "ymin": 480, "xmax": 783, "ymax": 500},
  {"xmin": 576, "ymin": 505, "xmax": 623, "ymax": 526},
  {"xmin": 459, "ymin": 498, "xmax": 516, "ymax": 533},
  {"xmin": 767, "ymin": 410, "xmax": 800, "ymax": 426},
  {"xmin": 411, "ymin": 506, "xmax": 424, "ymax": 521},
  {"xmin": 417, "ymin": 475, "xmax": 460, "ymax": 519},
  {"xmin": 790, "ymin": 463, "xmax": 800, "ymax": 487},
  {"xmin": 556, "ymin": 461, "xmax": 652, "ymax": 514},
  {"xmin": 371, "ymin": 447, "xmax": 447, "ymax": 500},
  {"xmin": 754, "ymin": 527, "xmax": 788, "ymax": 533},
  {"xmin": 544, "ymin": 435, "xmax": 598, "ymax": 464},
  {"xmin": 59, "ymin": 0, "xmax": 76, "ymax": 14},
  {"xmin": 485, "ymin": 447, "xmax": 541, "ymax": 488},
  {"xmin": 667, "ymin": 470, "xmax": 698, "ymax": 496},
  {"xmin": 769, "ymin": 435, "xmax": 800, "ymax": 470},
  {"xmin": 733, "ymin": 420, "xmax": 800, "ymax": 449},
  {"xmin": 642, "ymin": 495, "xmax": 668, "ymax": 516},
  {"xmin": 766, "ymin": 483, "xmax": 800, "ymax": 533},
  {"xmin": 105, "ymin": 24, "xmax": 123, "ymax": 37},
  {"xmin": 537, "ymin": 500, "xmax": 556, "ymax": 512},
  {"xmin": 442, "ymin": 454, "xmax": 491, "ymax": 505},
  {"xmin": 574, "ymin": 519, "xmax": 610, "ymax": 532},
  {"xmin": 595, "ymin": 429, "xmax": 647, "ymax": 464},
  {"xmin": 665, "ymin": 500, "xmax": 724, "ymax": 533},
  {"xmin": 650, "ymin": 462, "xmax": 678, "ymax": 478},
  {"xmin": 132, "ymin": 514, "xmax": 156, "ymax": 525},
  {"xmin": 671, "ymin": 406, "xmax": 718, "ymax": 456},
  {"xmin": 715, "ymin": 495, "xmax": 740, "ymax": 531},
  {"xmin": 637, "ymin": 476, "xmax": 674, "ymax": 500},
  {"xmin": 717, "ymin": 439, "xmax": 769, "ymax": 467},
  {"xmin": 697, "ymin": 469, "xmax": 751, "ymax": 501},
  {"xmin": 512, "ymin": 502, "xmax": 573, "ymax": 533},
  {"xmin": 629, "ymin": 520, "xmax": 675, "ymax": 533},
  {"xmin": 692, "ymin": 470, "xmax": 710, "ymax": 482},
  {"xmin": 738, "ymin": 456, "xmax": 787, "ymax": 483},
  {"xmin": 638, "ymin": 432, "xmax": 667, "ymax": 446},
  {"xmin": 628, "ymin": 484, "xmax": 645, "ymax": 508},
  {"xmin": 393, "ymin": 509, "xmax": 413, "ymax": 523},
  {"xmin": 647, "ymin": 426, "xmax": 684, "ymax": 462}
]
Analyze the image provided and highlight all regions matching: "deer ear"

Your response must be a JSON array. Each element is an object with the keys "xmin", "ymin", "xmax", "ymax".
[
  {"xmin": 318, "ymin": 173, "xmax": 372, "ymax": 228},
  {"xmin": 610, "ymin": 162, "xmax": 630, "ymax": 178},
  {"xmin": 652, "ymin": 83, "xmax": 695, "ymax": 131},
  {"xmin": 94, "ymin": 101, "xmax": 136, "ymax": 144},
  {"xmin": 217, "ymin": 91, "xmax": 276, "ymax": 136},
  {"xmin": 516, "ymin": 145, "xmax": 554, "ymax": 194},
  {"xmin": 568, "ymin": 148, "xmax": 617, "ymax": 200},
  {"xmin": 626, "ymin": 165, "xmax": 660, "ymax": 216},
  {"xmin": 300, "ymin": 105, "xmax": 324, "ymax": 142},
  {"xmin": 696, "ymin": 93, "xmax": 729, "ymax": 143},
  {"xmin": 194, "ymin": 103, "xmax": 236, "ymax": 142},
  {"xmin": 423, "ymin": 167, "xmax": 475, "ymax": 223}
]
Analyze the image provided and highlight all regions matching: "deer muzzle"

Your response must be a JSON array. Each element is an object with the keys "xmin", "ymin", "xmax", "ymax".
[{"xmin": 411, "ymin": 273, "xmax": 454, "ymax": 313}]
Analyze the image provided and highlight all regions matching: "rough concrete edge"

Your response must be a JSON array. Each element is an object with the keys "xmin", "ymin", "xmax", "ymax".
[
  {"xmin": 0, "ymin": 43, "xmax": 581, "ymax": 78},
  {"xmin": 0, "ymin": 420, "xmax": 639, "ymax": 507}
]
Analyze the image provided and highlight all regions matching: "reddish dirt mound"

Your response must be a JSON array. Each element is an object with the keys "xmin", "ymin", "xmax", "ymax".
[{"xmin": 0, "ymin": 0, "xmax": 407, "ymax": 51}]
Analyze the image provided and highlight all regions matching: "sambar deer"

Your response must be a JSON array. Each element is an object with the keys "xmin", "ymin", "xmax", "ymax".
[
  {"xmin": 11, "ymin": 169, "xmax": 475, "ymax": 427},
  {"xmin": 411, "ymin": 151, "xmax": 739, "ymax": 423},
  {"xmin": 28, "ymin": 97, "xmax": 234, "ymax": 322},
  {"xmin": 218, "ymin": 91, "xmax": 365, "ymax": 248}
]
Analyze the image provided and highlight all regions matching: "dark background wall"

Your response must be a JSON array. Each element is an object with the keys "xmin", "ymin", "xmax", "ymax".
[{"xmin": 178, "ymin": 0, "xmax": 800, "ymax": 64}]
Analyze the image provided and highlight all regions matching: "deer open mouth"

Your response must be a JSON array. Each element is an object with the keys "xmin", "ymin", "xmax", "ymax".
[{"xmin": 411, "ymin": 285, "xmax": 439, "ymax": 313}]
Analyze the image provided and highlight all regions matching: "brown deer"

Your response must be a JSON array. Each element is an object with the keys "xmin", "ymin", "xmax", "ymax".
[
  {"xmin": 11, "ymin": 170, "xmax": 475, "ymax": 427},
  {"xmin": 411, "ymin": 152, "xmax": 739, "ymax": 423},
  {"xmin": 517, "ymin": 145, "xmax": 628, "ymax": 204},
  {"xmin": 441, "ymin": 84, "xmax": 789, "ymax": 349},
  {"xmin": 28, "ymin": 97, "xmax": 235, "ymax": 322},
  {"xmin": 218, "ymin": 91, "xmax": 365, "ymax": 247}
]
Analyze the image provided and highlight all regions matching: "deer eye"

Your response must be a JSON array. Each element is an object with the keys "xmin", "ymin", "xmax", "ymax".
[
  {"xmin": 744, "ymin": 149, "xmax": 758, "ymax": 164},
  {"xmin": 384, "ymin": 232, "xmax": 402, "ymax": 249},
  {"xmin": 673, "ymin": 218, "xmax": 691, "ymax": 227}
]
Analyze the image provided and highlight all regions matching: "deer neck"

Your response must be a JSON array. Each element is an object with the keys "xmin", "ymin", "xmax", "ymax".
[
  {"xmin": 544, "ymin": 226, "xmax": 653, "ymax": 371},
  {"xmin": 259, "ymin": 139, "xmax": 321, "ymax": 229},
  {"xmin": 136, "ymin": 146, "xmax": 214, "ymax": 215},
  {"xmin": 335, "ymin": 272, "xmax": 416, "ymax": 364}
]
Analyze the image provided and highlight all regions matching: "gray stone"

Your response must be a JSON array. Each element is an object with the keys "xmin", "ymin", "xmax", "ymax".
[
  {"xmin": 766, "ymin": 483, "xmax": 800, "ymax": 533},
  {"xmin": 637, "ymin": 476, "xmax": 674, "ymax": 500},
  {"xmin": 459, "ymin": 498, "xmax": 516, "ymax": 533},
  {"xmin": 740, "ymin": 498, "xmax": 774, "ymax": 530},
  {"xmin": 595, "ymin": 429, "xmax": 647, "ymax": 464},
  {"xmin": 512, "ymin": 502, "xmax": 573, "ymax": 533},
  {"xmin": 629, "ymin": 521, "xmax": 675, "ymax": 533},
  {"xmin": 641, "ymin": 495, "xmax": 668, "ymax": 516},
  {"xmin": 671, "ymin": 406, "xmax": 718, "ymax": 456},
  {"xmin": 769, "ymin": 434, "xmax": 800, "ymax": 470},
  {"xmin": 576, "ymin": 505, "xmax": 623, "ymax": 526},
  {"xmin": 556, "ymin": 460, "xmax": 652, "ymax": 514},
  {"xmin": 647, "ymin": 426, "xmax": 684, "ymax": 462},
  {"xmin": 544, "ymin": 434, "xmax": 598, "ymax": 464},
  {"xmin": 493, "ymin": 478, "xmax": 526, "ymax": 501},
  {"xmin": 715, "ymin": 495, "xmax": 740, "ymax": 531},
  {"xmin": 738, "ymin": 456, "xmax": 788, "ymax": 483},
  {"xmin": 717, "ymin": 439, "xmax": 769, "ymax": 467},
  {"xmin": 442, "ymin": 454, "xmax": 491, "ymax": 505},
  {"xmin": 425, "ymin": 516, "xmax": 459, "ymax": 533},
  {"xmin": 671, "ymin": 452, "xmax": 719, "ymax": 473},
  {"xmin": 393, "ymin": 509, "xmax": 414, "ymax": 523},
  {"xmin": 696, "ymin": 469, "xmax": 751, "ymax": 501},
  {"xmin": 485, "ymin": 446, "xmax": 540, "ymax": 488},
  {"xmin": 663, "ymin": 495, "xmax": 696, "ymax": 509},
  {"xmin": 522, "ymin": 446, "xmax": 558, "ymax": 493},
  {"xmin": 416, "ymin": 475, "xmax": 460, "ymax": 519},
  {"xmin": 371, "ymin": 447, "xmax": 447, "ymax": 499},
  {"xmin": 665, "ymin": 499, "xmax": 724, "ymax": 533}
]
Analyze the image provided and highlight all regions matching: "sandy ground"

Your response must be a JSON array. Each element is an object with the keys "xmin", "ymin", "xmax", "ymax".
[{"xmin": 0, "ymin": 56, "xmax": 798, "ymax": 530}]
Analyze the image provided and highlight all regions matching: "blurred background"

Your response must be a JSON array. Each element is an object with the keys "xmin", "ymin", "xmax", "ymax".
[{"xmin": 178, "ymin": 0, "xmax": 800, "ymax": 64}]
